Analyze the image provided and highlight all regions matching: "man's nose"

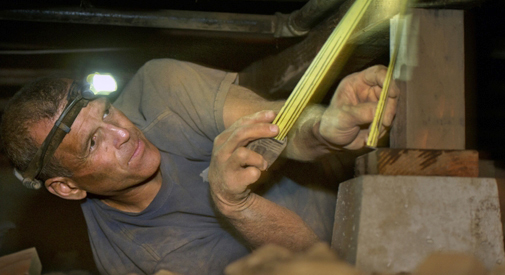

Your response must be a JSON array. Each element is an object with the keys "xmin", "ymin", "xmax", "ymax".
[{"xmin": 105, "ymin": 124, "xmax": 130, "ymax": 148}]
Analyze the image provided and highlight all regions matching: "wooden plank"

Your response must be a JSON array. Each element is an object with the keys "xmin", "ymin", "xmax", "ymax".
[
  {"xmin": 355, "ymin": 149, "xmax": 479, "ymax": 177},
  {"xmin": 0, "ymin": 247, "xmax": 42, "ymax": 275},
  {"xmin": 390, "ymin": 9, "xmax": 466, "ymax": 150}
]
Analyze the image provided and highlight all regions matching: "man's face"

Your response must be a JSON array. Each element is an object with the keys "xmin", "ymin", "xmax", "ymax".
[{"xmin": 33, "ymin": 96, "xmax": 161, "ymax": 196}]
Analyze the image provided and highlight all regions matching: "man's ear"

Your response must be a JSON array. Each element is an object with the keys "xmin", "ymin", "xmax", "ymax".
[{"xmin": 45, "ymin": 177, "xmax": 87, "ymax": 200}]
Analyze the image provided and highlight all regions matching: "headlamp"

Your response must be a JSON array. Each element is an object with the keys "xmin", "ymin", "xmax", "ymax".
[
  {"xmin": 85, "ymin": 73, "xmax": 118, "ymax": 98},
  {"xmin": 14, "ymin": 73, "xmax": 118, "ymax": 189}
]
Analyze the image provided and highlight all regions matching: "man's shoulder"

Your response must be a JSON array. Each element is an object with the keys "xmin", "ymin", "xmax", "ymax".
[
  {"xmin": 113, "ymin": 58, "xmax": 236, "ymax": 155},
  {"xmin": 139, "ymin": 58, "xmax": 192, "ymax": 73},
  {"xmin": 138, "ymin": 58, "xmax": 226, "ymax": 80}
]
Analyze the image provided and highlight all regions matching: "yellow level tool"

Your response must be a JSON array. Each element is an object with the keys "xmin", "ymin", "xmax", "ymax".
[
  {"xmin": 247, "ymin": 0, "xmax": 373, "ymax": 167},
  {"xmin": 367, "ymin": 0, "xmax": 408, "ymax": 148}
]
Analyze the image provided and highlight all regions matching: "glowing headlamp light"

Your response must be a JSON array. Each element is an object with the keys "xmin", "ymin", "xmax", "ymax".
[
  {"xmin": 14, "ymin": 73, "xmax": 118, "ymax": 189},
  {"xmin": 86, "ymin": 73, "xmax": 118, "ymax": 96}
]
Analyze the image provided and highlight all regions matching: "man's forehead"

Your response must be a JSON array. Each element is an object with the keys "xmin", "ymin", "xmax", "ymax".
[{"xmin": 66, "ymin": 99, "xmax": 107, "ymax": 141}]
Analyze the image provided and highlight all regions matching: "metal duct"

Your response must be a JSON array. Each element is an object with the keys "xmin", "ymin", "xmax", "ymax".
[
  {"xmin": 0, "ymin": 0, "xmax": 347, "ymax": 37},
  {"xmin": 0, "ymin": 9, "xmax": 277, "ymax": 34}
]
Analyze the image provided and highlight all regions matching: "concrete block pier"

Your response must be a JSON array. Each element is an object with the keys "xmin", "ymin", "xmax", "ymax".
[{"xmin": 331, "ymin": 175, "xmax": 505, "ymax": 273}]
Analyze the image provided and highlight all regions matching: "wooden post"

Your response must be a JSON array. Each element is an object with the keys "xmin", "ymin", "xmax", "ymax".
[
  {"xmin": 390, "ymin": 9, "xmax": 466, "ymax": 150},
  {"xmin": 356, "ymin": 8, "xmax": 475, "ymax": 177}
]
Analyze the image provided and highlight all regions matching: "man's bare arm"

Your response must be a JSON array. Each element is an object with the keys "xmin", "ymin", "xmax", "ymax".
[
  {"xmin": 209, "ymin": 109, "xmax": 320, "ymax": 251},
  {"xmin": 211, "ymin": 65, "xmax": 398, "ymax": 251}
]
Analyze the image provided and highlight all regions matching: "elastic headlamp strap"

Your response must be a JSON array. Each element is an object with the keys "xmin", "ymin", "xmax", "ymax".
[{"xmin": 20, "ymin": 81, "xmax": 91, "ymax": 189}]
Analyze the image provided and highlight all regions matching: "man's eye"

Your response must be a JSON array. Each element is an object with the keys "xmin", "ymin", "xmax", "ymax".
[
  {"xmin": 103, "ymin": 108, "xmax": 110, "ymax": 119},
  {"xmin": 90, "ymin": 137, "xmax": 96, "ymax": 151}
]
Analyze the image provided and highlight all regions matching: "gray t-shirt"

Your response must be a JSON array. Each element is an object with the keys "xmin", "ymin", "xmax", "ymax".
[{"xmin": 80, "ymin": 59, "xmax": 337, "ymax": 275}]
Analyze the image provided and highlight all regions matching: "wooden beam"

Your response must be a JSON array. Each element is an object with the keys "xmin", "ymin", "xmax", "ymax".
[{"xmin": 355, "ymin": 148, "xmax": 479, "ymax": 177}]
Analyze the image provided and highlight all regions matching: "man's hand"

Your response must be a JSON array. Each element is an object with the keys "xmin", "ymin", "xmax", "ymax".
[
  {"xmin": 318, "ymin": 65, "xmax": 399, "ymax": 150},
  {"xmin": 208, "ymin": 110, "xmax": 278, "ymax": 212},
  {"xmin": 207, "ymin": 110, "xmax": 320, "ymax": 250}
]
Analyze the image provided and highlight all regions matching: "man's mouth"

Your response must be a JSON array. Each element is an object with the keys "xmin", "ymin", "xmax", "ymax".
[{"xmin": 129, "ymin": 138, "xmax": 144, "ymax": 166}]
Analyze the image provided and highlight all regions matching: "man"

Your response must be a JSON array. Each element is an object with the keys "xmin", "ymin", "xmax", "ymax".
[{"xmin": 0, "ymin": 59, "xmax": 397, "ymax": 274}]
